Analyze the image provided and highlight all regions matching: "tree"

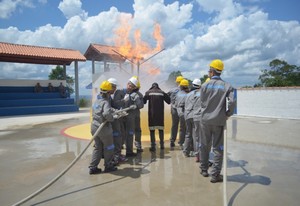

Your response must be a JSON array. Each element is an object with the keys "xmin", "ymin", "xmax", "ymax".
[
  {"xmin": 48, "ymin": 65, "xmax": 75, "ymax": 95},
  {"xmin": 200, "ymin": 74, "xmax": 209, "ymax": 84},
  {"xmin": 258, "ymin": 59, "xmax": 300, "ymax": 87},
  {"xmin": 166, "ymin": 70, "xmax": 182, "ymax": 86}
]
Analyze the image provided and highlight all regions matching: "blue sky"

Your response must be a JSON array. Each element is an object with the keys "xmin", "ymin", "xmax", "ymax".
[{"xmin": 0, "ymin": 0, "xmax": 300, "ymax": 94}]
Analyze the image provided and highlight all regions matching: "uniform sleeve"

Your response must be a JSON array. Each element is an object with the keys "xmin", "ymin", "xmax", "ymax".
[
  {"xmin": 176, "ymin": 94, "xmax": 186, "ymax": 117},
  {"xmin": 113, "ymin": 90, "xmax": 125, "ymax": 109},
  {"xmin": 143, "ymin": 92, "xmax": 149, "ymax": 104},
  {"xmin": 138, "ymin": 92, "xmax": 144, "ymax": 109},
  {"xmin": 132, "ymin": 93, "xmax": 144, "ymax": 109},
  {"xmin": 164, "ymin": 92, "xmax": 171, "ymax": 104},
  {"xmin": 102, "ymin": 101, "xmax": 114, "ymax": 122}
]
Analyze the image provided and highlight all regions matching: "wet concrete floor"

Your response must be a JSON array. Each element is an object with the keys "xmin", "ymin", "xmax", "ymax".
[{"xmin": 0, "ymin": 110, "xmax": 300, "ymax": 206}]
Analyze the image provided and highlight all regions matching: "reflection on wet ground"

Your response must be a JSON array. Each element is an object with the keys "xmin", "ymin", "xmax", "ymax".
[{"xmin": 0, "ymin": 114, "xmax": 300, "ymax": 206}]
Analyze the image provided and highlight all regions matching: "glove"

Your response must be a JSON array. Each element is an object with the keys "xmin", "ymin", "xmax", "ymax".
[
  {"xmin": 129, "ymin": 104, "xmax": 137, "ymax": 110},
  {"xmin": 124, "ymin": 94, "xmax": 130, "ymax": 102},
  {"xmin": 118, "ymin": 111, "xmax": 128, "ymax": 117},
  {"xmin": 113, "ymin": 111, "xmax": 128, "ymax": 119}
]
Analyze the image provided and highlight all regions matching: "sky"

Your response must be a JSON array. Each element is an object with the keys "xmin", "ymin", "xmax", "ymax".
[{"xmin": 0, "ymin": 0, "xmax": 300, "ymax": 95}]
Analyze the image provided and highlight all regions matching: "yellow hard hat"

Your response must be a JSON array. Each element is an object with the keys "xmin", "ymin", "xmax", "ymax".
[
  {"xmin": 205, "ymin": 77, "xmax": 210, "ymax": 83},
  {"xmin": 209, "ymin": 59, "xmax": 224, "ymax": 72},
  {"xmin": 176, "ymin": 76, "xmax": 184, "ymax": 83},
  {"xmin": 100, "ymin": 80, "xmax": 112, "ymax": 93},
  {"xmin": 132, "ymin": 76, "xmax": 141, "ymax": 88},
  {"xmin": 179, "ymin": 79, "xmax": 189, "ymax": 87}
]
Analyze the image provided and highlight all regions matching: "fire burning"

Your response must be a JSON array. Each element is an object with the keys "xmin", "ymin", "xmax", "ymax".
[{"xmin": 114, "ymin": 20, "xmax": 164, "ymax": 75}]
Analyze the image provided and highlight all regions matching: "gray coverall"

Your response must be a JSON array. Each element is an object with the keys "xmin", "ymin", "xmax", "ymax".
[
  {"xmin": 199, "ymin": 76, "xmax": 236, "ymax": 176},
  {"xmin": 183, "ymin": 89, "xmax": 199, "ymax": 156},
  {"xmin": 134, "ymin": 90, "xmax": 144, "ymax": 150},
  {"xmin": 111, "ymin": 89, "xmax": 127, "ymax": 148},
  {"xmin": 175, "ymin": 89, "xmax": 188, "ymax": 146},
  {"xmin": 89, "ymin": 96, "xmax": 115, "ymax": 170},
  {"xmin": 192, "ymin": 89, "xmax": 202, "ymax": 157},
  {"xmin": 110, "ymin": 90, "xmax": 125, "ymax": 157},
  {"xmin": 167, "ymin": 86, "xmax": 180, "ymax": 145},
  {"xmin": 124, "ymin": 91, "xmax": 144, "ymax": 154}
]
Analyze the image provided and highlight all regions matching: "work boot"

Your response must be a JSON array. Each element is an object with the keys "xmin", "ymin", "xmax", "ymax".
[
  {"xmin": 195, "ymin": 154, "xmax": 200, "ymax": 162},
  {"xmin": 126, "ymin": 152, "xmax": 137, "ymax": 157},
  {"xmin": 210, "ymin": 174, "xmax": 223, "ymax": 183},
  {"xmin": 135, "ymin": 141, "xmax": 144, "ymax": 153},
  {"xmin": 89, "ymin": 167, "xmax": 102, "ymax": 175},
  {"xmin": 137, "ymin": 147, "xmax": 144, "ymax": 153},
  {"xmin": 183, "ymin": 151, "xmax": 190, "ymax": 157},
  {"xmin": 200, "ymin": 170, "xmax": 209, "ymax": 177},
  {"xmin": 118, "ymin": 154, "xmax": 128, "ymax": 162},
  {"xmin": 149, "ymin": 146, "xmax": 156, "ymax": 152},
  {"xmin": 104, "ymin": 166, "xmax": 118, "ymax": 173}
]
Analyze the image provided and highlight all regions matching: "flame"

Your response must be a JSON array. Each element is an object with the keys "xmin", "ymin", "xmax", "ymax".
[
  {"xmin": 114, "ymin": 20, "xmax": 164, "ymax": 62},
  {"xmin": 153, "ymin": 23, "xmax": 164, "ymax": 51},
  {"xmin": 147, "ymin": 67, "xmax": 161, "ymax": 75},
  {"xmin": 114, "ymin": 18, "xmax": 132, "ymax": 58}
]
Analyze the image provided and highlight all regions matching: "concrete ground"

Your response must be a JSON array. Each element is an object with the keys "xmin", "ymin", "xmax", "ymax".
[{"xmin": 0, "ymin": 109, "xmax": 300, "ymax": 206}]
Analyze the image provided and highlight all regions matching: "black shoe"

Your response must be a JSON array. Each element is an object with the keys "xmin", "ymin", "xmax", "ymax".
[
  {"xmin": 149, "ymin": 147, "xmax": 156, "ymax": 152},
  {"xmin": 89, "ymin": 167, "xmax": 102, "ymax": 175},
  {"xmin": 200, "ymin": 170, "xmax": 209, "ymax": 177},
  {"xmin": 210, "ymin": 174, "xmax": 223, "ymax": 183},
  {"xmin": 183, "ymin": 151, "xmax": 190, "ymax": 157},
  {"xmin": 126, "ymin": 152, "xmax": 137, "ymax": 157},
  {"xmin": 104, "ymin": 166, "xmax": 118, "ymax": 173},
  {"xmin": 137, "ymin": 148, "xmax": 144, "ymax": 153},
  {"xmin": 160, "ymin": 144, "xmax": 165, "ymax": 150},
  {"xmin": 170, "ymin": 142, "xmax": 175, "ymax": 147}
]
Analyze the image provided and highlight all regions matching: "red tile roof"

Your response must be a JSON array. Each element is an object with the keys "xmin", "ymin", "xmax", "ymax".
[
  {"xmin": 0, "ymin": 42, "xmax": 86, "ymax": 65},
  {"xmin": 84, "ymin": 43, "xmax": 125, "ymax": 63}
]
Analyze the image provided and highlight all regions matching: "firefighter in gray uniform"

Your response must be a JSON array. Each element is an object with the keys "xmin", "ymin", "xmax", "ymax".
[
  {"xmin": 107, "ymin": 78, "xmax": 128, "ymax": 164},
  {"xmin": 132, "ymin": 76, "xmax": 144, "ymax": 153},
  {"xmin": 89, "ymin": 80, "xmax": 118, "ymax": 174},
  {"xmin": 199, "ymin": 59, "xmax": 236, "ymax": 183},
  {"xmin": 167, "ymin": 75, "xmax": 183, "ymax": 148},
  {"xmin": 123, "ymin": 77, "xmax": 143, "ymax": 157},
  {"xmin": 144, "ymin": 82, "xmax": 171, "ymax": 151},
  {"xmin": 175, "ymin": 79, "xmax": 189, "ymax": 149},
  {"xmin": 183, "ymin": 78, "xmax": 201, "ymax": 157}
]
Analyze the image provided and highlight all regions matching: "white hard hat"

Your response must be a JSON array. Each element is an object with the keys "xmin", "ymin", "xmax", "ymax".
[
  {"xmin": 192, "ymin": 78, "xmax": 201, "ymax": 87},
  {"xmin": 129, "ymin": 77, "xmax": 138, "ymax": 87},
  {"xmin": 108, "ymin": 78, "xmax": 118, "ymax": 86}
]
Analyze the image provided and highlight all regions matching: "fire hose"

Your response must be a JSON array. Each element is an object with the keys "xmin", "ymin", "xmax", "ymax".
[{"xmin": 12, "ymin": 106, "xmax": 133, "ymax": 206}]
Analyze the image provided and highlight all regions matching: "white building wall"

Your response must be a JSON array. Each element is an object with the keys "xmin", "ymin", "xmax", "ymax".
[{"xmin": 237, "ymin": 87, "xmax": 300, "ymax": 119}]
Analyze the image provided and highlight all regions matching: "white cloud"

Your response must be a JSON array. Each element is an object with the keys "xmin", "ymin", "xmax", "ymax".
[
  {"xmin": 0, "ymin": 0, "xmax": 37, "ymax": 19},
  {"xmin": 58, "ymin": 0, "xmax": 88, "ymax": 20}
]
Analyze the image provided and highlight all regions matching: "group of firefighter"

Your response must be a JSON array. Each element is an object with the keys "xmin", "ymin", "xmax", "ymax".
[{"xmin": 89, "ymin": 59, "xmax": 236, "ymax": 184}]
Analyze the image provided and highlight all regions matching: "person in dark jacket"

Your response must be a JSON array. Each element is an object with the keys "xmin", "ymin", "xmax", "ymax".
[{"xmin": 144, "ymin": 83, "xmax": 170, "ymax": 151}]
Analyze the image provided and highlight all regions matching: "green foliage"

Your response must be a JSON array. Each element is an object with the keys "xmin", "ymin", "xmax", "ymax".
[
  {"xmin": 48, "ymin": 65, "xmax": 75, "ymax": 94},
  {"xmin": 166, "ymin": 71, "xmax": 182, "ymax": 86},
  {"xmin": 79, "ymin": 98, "xmax": 90, "ymax": 108},
  {"xmin": 200, "ymin": 74, "xmax": 209, "ymax": 84},
  {"xmin": 258, "ymin": 59, "xmax": 300, "ymax": 87}
]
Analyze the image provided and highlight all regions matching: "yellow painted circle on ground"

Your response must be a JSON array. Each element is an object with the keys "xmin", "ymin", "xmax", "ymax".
[{"xmin": 61, "ymin": 110, "xmax": 171, "ymax": 141}]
